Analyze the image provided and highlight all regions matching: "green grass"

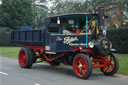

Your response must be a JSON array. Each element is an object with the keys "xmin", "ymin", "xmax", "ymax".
[
  {"xmin": 0, "ymin": 46, "xmax": 128, "ymax": 75},
  {"xmin": 116, "ymin": 54, "xmax": 128, "ymax": 75},
  {"xmin": 0, "ymin": 46, "xmax": 21, "ymax": 59}
]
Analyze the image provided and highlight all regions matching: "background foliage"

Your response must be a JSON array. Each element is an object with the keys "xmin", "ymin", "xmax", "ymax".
[
  {"xmin": 0, "ymin": 0, "xmax": 35, "ymax": 30},
  {"xmin": 107, "ymin": 28, "xmax": 128, "ymax": 54},
  {"xmin": 0, "ymin": 0, "xmax": 128, "ymax": 30},
  {"xmin": 0, "ymin": 27, "xmax": 11, "ymax": 46}
]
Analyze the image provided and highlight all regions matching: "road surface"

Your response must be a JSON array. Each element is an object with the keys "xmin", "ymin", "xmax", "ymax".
[{"xmin": 0, "ymin": 57, "xmax": 128, "ymax": 85}]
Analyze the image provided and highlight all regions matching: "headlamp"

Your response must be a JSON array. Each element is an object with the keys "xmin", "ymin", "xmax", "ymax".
[{"xmin": 88, "ymin": 42, "xmax": 94, "ymax": 48}]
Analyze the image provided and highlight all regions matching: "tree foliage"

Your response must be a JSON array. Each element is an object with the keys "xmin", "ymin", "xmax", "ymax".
[
  {"xmin": 0, "ymin": 0, "xmax": 35, "ymax": 30},
  {"xmin": 0, "ymin": 0, "xmax": 127, "ymax": 30},
  {"xmin": 48, "ymin": 0, "xmax": 128, "ymax": 27},
  {"xmin": 34, "ymin": 0, "xmax": 48, "ymax": 27}
]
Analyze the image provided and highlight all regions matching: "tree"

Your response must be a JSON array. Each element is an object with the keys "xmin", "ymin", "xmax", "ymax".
[
  {"xmin": 0, "ymin": 0, "xmax": 35, "ymax": 30},
  {"xmin": 48, "ymin": 0, "xmax": 86, "ymax": 15},
  {"xmin": 33, "ymin": 0, "xmax": 48, "ymax": 27}
]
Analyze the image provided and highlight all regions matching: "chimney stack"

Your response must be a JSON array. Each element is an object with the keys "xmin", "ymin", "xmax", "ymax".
[{"xmin": 97, "ymin": 7, "xmax": 105, "ymax": 27}]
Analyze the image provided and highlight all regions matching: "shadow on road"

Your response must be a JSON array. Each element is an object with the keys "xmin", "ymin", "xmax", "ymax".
[
  {"xmin": 32, "ymin": 64, "xmax": 74, "ymax": 76},
  {"xmin": 29, "ymin": 63, "xmax": 119, "ymax": 80}
]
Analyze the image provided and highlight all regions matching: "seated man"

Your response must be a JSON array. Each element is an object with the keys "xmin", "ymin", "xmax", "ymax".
[
  {"xmin": 81, "ymin": 17, "xmax": 97, "ymax": 34},
  {"xmin": 89, "ymin": 18, "xmax": 97, "ymax": 34},
  {"xmin": 71, "ymin": 24, "xmax": 80, "ymax": 34},
  {"xmin": 72, "ymin": 25, "xmax": 77, "ymax": 33},
  {"xmin": 63, "ymin": 26, "xmax": 72, "ymax": 35}
]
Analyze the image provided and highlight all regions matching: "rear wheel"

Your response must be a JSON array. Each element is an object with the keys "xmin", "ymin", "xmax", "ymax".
[
  {"xmin": 73, "ymin": 53, "xmax": 92, "ymax": 79},
  {"xmin": 18, "ymin": 48, "xmax": 34, "ymax": 68},
  {"xmin": 29, "ymin": 49, "xmax": 37, "ymax": 63},
  {"xmin": 100, "ymin": 53, "xmax": 119, "ymax": 75}
]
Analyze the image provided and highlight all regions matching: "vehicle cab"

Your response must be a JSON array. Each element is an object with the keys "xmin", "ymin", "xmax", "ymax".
[{"xmin": 44, "ymin": 9, "xmax": 108, "ymax": 55}]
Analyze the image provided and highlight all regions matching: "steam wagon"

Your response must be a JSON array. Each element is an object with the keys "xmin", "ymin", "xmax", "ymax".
[{"xmin": 11, "ymin": 8, "xmax": 119, "ymax": 79}]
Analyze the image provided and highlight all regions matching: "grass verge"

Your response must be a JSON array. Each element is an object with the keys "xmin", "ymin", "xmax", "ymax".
[{"xmin": 0, "ymin": 46, "xmax": 21, "ymax": 59}]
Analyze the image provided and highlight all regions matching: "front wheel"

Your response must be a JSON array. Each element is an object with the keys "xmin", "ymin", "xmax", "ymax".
[
  {"xmin": 73, "ymin": 53, "xmax": 92, "ymax": 79},
  {"xmin": 100, "ymin": 53, "xmax": 119, "ymax": 75}
]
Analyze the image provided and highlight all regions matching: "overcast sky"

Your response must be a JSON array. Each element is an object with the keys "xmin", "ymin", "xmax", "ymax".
[
  {"xmin": 0, "ymin": 0, "xmax": 86, "ymax": 6},
  {"xmin": 62, "ymin": 0, "xmax": 86, "ymax": 2},
  {"xmin": 0, "ymin": 0, "xmax": 2, "ymax": 5}
]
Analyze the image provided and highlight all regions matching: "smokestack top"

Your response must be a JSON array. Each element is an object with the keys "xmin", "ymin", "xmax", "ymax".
[{"xmin": 96, "ymin": 7, "xmax": 105, "ymax": 12}]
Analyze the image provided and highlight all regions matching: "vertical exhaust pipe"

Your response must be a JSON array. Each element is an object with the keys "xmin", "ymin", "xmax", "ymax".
[{"xmin": 97, "ymin": 7, "xmax": 105, "ymax": 36}]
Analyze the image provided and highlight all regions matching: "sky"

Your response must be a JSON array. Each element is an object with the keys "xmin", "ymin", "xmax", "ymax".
[
  {"xmin": 0, "ymin": 1, "xmax": 2, "ymax": 5},
  {"xmin": 0, "ymin": 0, "xmax": 86, "ymax": 6},
  {"xmin": 62, "ymin": 0, "xmax": 86, "ymax": 2}
]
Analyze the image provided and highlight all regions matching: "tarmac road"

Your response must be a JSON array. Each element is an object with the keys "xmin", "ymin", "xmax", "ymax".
[{"xmin": 0, "ymin": 57, "xmax": 128, "ymax": 85}]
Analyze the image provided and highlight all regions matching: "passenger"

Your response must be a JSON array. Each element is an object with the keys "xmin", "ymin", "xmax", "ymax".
[
  {"xmin": 72, "ymin": 24, "xmax": 77, "ymax": 33},
  {"xmin": 63, "ymin": 26, "xmax": 72, "ymax": 35},
  {"xmin": 71, "ymin": 24, "xmax": 80, "ymax": 34}
]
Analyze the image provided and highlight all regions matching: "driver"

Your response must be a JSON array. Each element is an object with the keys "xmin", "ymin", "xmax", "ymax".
[{"xmin": 88, "ymin": 17, "xmax": 97, "ymax": 34}]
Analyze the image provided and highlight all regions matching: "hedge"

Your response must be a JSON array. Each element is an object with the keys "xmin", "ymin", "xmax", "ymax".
[
  {"xmin": 107, "ymin": 28, "xmax": 128, "ymax": 54},
  {"xmin": 0, "ymin": 27, "xmax": 16, "ymax": 46},
  {"xmin": 0, "ymin": 31, "xmax": 12, "ymax": 46}
]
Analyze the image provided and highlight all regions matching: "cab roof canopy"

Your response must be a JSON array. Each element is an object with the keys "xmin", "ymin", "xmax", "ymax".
[{"xmin": 45, "ymin": 13, "xmax": 98, "ymax": 20}]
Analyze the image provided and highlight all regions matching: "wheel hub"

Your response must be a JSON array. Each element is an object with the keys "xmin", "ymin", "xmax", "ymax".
[{"xmin": 78, "ymin": 64, "xmax": 82, "ymax": 68}]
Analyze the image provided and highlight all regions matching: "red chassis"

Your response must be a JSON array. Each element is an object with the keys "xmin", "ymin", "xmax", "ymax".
[
  {"xmin": 18, "ymin": 45, "xmax": 118, "ymax": 79},
  {"xmin": 23, "ymin": 45, "xmax": 114, "ymax": 69},
  {"xmin": 24, "ymin": 45, "xmax": 66, "ymax": 62}
]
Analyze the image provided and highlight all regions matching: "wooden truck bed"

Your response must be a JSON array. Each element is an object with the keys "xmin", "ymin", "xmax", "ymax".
[{"xmin": 11, "ymin": 30, "xmax": 45, "ymax": 45}]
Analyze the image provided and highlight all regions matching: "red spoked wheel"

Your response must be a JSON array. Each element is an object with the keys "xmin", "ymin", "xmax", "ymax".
[
  {"xmin": 100, "ymin": 53, "xmax": 119, "ymax": 75},
  {"xmin": 18, "ymin": 48, "xmax": 34, "ymax": 68},
  {"xmin": 73, "ymin": 53, "xmax": 92, "ymax": 79}
]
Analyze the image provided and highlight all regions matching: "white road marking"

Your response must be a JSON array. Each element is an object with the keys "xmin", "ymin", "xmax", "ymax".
[
  {"xmin": 0, "ymin": 72, "xmax": 8, "ymax": 75},
  {"xmin": 35, "ymin": 83, "xmax": 40, "ymax": 85}
]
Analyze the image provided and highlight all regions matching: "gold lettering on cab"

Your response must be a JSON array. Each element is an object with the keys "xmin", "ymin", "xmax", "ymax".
[
  {"xmin": 56, "ymin": 37, "xmax": 62, "ymax": 41},
  {"xmin": 63, "ymin": 36, "xmax": 78, "ymax": 44}
]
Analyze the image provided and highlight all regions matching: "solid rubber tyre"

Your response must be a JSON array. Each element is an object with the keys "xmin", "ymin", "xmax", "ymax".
[
  {"xmin": 18, "ymin": 48, "xmax": 34, "ymax": 68},
  {"xmin": 100, "ymin": 53, "xmax": 119, "ymax": 75},
  {"xmin": 73, "ymin": 53, "xmax": 92, "ymax": 79}
]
